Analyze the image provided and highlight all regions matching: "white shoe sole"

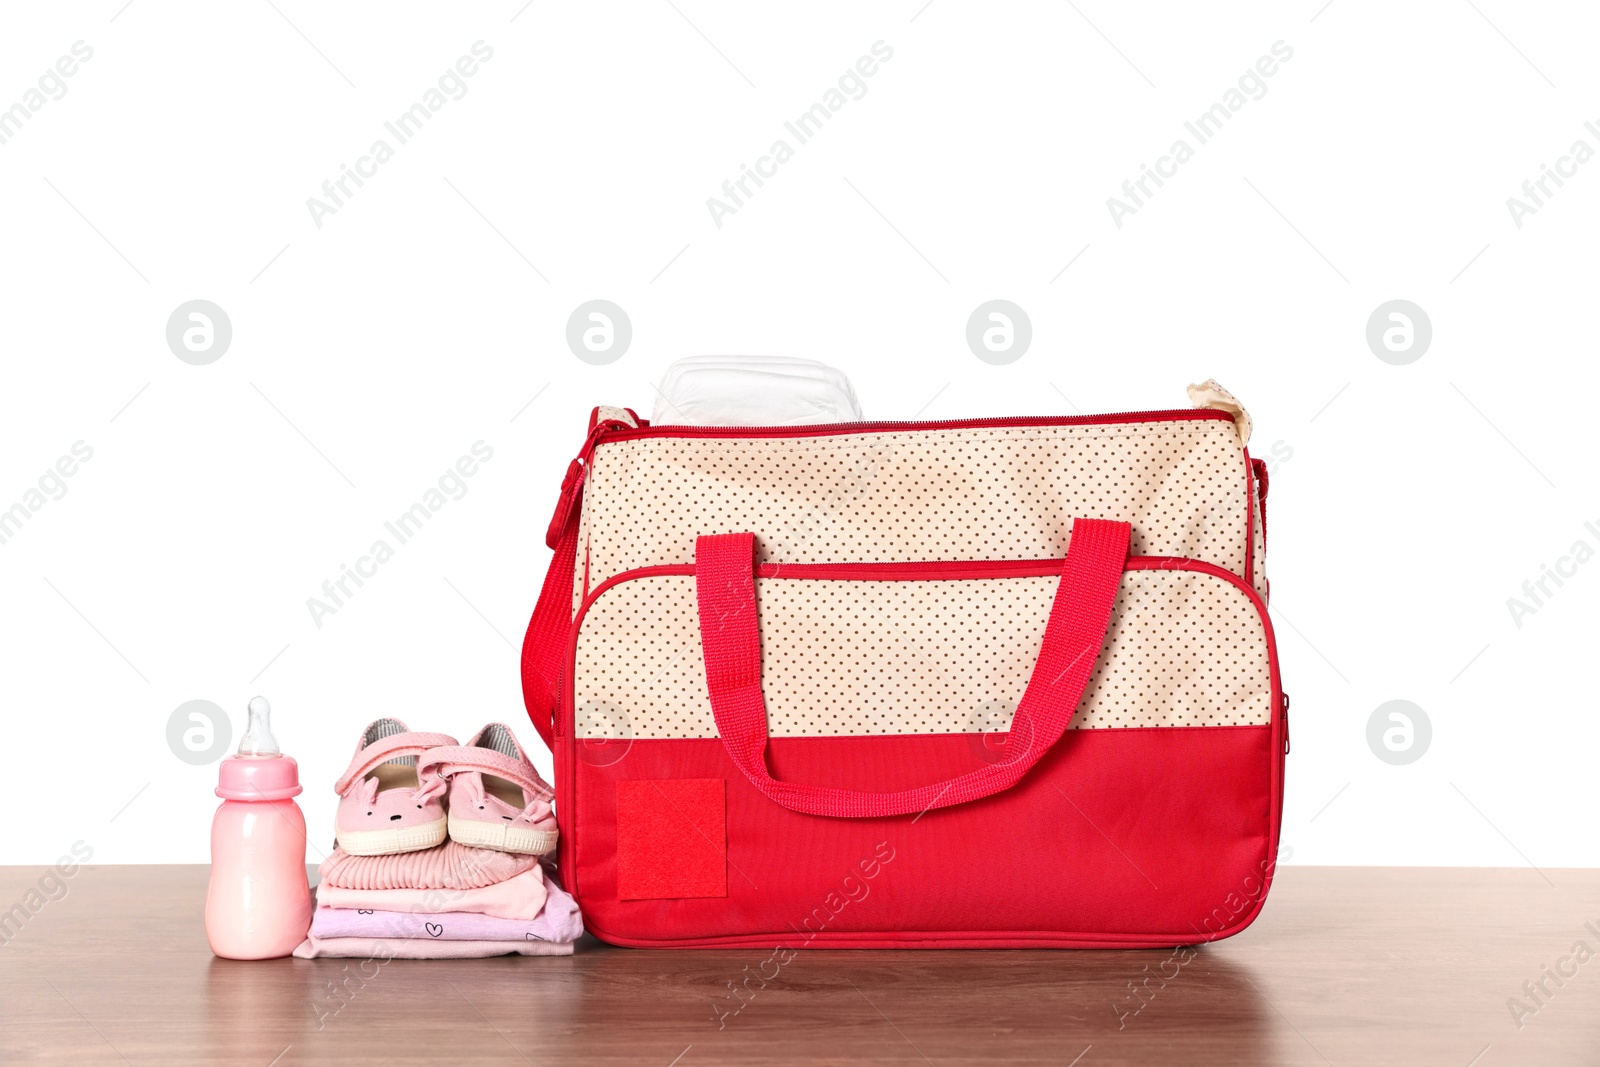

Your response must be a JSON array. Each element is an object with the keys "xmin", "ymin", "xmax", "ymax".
[
  {"xmin": 336, "ymin": 817, "xmax": 447, "ymax": 856},
  {"xmin": 448, "ymin": 814, "xmax": 557, "ymax": 855}
]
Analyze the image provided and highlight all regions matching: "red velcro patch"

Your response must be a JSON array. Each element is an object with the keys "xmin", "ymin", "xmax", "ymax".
[{"xmin": 615, "ymin": 778, "xmax": 727, "ymax": 900}]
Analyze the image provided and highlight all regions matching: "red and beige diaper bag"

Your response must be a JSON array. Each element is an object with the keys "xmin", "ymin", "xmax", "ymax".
[{"xmin": 521, "ymin": 380, "xmax": 1286, "ymax": 948}]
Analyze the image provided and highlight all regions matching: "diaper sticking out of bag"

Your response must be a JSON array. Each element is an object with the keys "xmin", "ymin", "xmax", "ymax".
[{"xmin": 649, "ymin": 355, "xmax": 863, "ymax": 427}]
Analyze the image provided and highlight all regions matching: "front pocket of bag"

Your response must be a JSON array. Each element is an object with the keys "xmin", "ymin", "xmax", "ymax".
[
  {"xmin": 571, "ymin": 557, "xmax": 1276, "ymax": 741},
  {"xmin": 564, "ymin": 556, "xmax": 1282, "ymax": 942}
]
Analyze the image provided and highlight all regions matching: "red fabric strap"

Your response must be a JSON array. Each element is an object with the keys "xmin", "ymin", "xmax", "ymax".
[
  {"xmin": 521, "ymin": 509, "xmax": 578, "ymax": 750},
  {"xmin": 694, "ymin": 517, "xmax": 1131, "ymax": 819},
  {"xmin": 522, "ymin": 417, "xmax": 636, "ymax": 750},
  {"xmin": 1251, "ymin": 457, "xmax": 1269, "ymax": 549}
]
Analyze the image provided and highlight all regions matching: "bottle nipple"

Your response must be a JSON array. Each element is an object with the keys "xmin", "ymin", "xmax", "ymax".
[{"xmin": 237, "ymin": 696, "xmax": 282, "ymax": 758}]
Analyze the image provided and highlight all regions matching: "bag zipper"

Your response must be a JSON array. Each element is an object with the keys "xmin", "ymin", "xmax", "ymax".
[
  {"xmin": 548, "ymin": 408, "xmax": 1233, "ymax": 549},
  {"xmin": 599, "ymin": 408, "xmax": 1232, "ymax": 444}
]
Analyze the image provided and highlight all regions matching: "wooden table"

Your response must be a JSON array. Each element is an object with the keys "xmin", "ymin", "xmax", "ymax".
[{"xmin": 1, "ymin": 865, "xmax": 1595, "ymax": 1065}]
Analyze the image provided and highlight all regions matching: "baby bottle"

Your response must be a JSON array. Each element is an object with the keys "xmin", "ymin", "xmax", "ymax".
[{"xmin": 205, "ymin": 696, "xmax": 314, "ymax": 960}]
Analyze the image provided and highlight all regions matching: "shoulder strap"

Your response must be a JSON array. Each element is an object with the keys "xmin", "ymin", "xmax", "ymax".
[
  {"xmin": 521, "ymin": 412, "xmax": 637, "ymax": 750},
  {"xmin": 521, "ymin": 516, "xmax": 578, "ymax": 752}
]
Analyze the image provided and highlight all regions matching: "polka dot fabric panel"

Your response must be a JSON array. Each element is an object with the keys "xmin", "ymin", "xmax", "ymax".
[
  {"xmin": 592, "ymin": 405, "xmax": 639, "ymax": 428},
  {"xmin": 573, "ymin": 418, "xmax": 1255, "ymax": 612},
  {"xmin": 572, "ymin": 568, "xmax": 1273, "ymax": 739}
]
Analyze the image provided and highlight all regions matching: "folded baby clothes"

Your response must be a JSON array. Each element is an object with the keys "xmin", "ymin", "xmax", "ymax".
[
  {"xmin": 298, "ymin": 860, "xmax": 582, "ymax": 958},
  {"xmin": 293, "ymin": 936, "xmax": 573, "ymax": 959},
  {"xmin": 650, "ymin": 355, "xmax": 864, "ymax": 426},
  {"xmin": 309, "ymin": 880, "xmax": 583, "ymax": 943},
  {"xmin": 318, "ymin": 840, "xmax": 539, "ymax": 891},
  {"xmin": 315, "ymin": 866, "xmax": 549, "ymax": 921},
  {"xmin": 300, "ymin": 718, "xmax": 579, "ymax": 961}
]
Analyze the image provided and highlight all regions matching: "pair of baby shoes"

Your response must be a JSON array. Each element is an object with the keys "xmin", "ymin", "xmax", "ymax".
[{"xmin": 332, "ymin": 720, "xmax": 556, "ymax": 857}]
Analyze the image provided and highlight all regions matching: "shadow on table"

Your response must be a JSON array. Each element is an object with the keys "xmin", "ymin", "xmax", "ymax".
[
  {"xmin": 526, "ymin": 939, "xmax": 1295, "ymax": 1064},
  {"xmin": 202, "ymin": 937, "xmax": 1295, "ymax": 1065}
]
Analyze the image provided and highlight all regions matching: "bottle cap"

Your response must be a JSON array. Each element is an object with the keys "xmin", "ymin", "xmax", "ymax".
[{"xmin": 216, "ymin": 696, "xmax": 302, "ymax": 800}]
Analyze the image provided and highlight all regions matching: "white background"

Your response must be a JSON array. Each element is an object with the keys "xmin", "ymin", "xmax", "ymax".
[{"xmin": 2, "ymin": 1, "xmax": 1594, "ymax": 867}]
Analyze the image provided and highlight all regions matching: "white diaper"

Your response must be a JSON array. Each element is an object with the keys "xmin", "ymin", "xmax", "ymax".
[{"xmin": 650, "ymin": 355, "xmax": 863, "ymax": 426}]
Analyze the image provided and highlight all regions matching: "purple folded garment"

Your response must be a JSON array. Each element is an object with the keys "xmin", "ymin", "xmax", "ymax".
[
  {"xmin": 310, "ymin": 879, "xmax": 584, "ymax": 944},
  {"xmin": 293, "ymin": 936, "xmax": 573, "ymax": 959}
]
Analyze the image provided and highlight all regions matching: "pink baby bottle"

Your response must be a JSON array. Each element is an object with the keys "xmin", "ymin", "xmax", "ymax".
[{"xmin": 205, "ymin": 696, "xmax": 314, "ymax": 960}]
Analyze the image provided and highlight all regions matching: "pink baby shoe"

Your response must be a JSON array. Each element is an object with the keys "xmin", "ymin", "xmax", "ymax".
[
  {"xmin": 334, "ymin": 719, "xmax": 458, "ymax": 856},
  {"xmin": 418, "ymin": 724, "xmax": 557, "ymax": 855}
]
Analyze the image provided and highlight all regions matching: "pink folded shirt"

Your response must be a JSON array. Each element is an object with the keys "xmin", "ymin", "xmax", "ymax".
[
  {"xmin": 311, "ymin": 883, "xmax": 583, "ymax": 944},
  {"xmin": 318, "ymin": 841, "xmax": 539, "ymax": 891},
  {"xmin": 316, "ymin": 867, "xmax": 548, "ymax": 920}
]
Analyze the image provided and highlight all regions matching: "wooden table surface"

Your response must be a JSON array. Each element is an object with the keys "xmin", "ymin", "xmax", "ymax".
[{"xmin": 0, "ymin": 865, "xmax": 1595, "ymax": 1066}]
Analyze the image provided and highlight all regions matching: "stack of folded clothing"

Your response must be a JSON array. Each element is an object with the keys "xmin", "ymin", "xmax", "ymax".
[
  {"xmin": 293, "ymin": 719, "xmax": 582, "ymax": 959},
  {"xmin": 294, "ymin": 841, "xmax": 582, "ymax": 958}
]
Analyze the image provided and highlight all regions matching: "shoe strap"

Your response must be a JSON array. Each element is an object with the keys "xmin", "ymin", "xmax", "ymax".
[
  {"xmin": 335, "ymin": 731, "xmax": 459, "ymax": 795},
  {"xmin": 417, "ymin": 745, "xmax": 554, "ymax": 803}
]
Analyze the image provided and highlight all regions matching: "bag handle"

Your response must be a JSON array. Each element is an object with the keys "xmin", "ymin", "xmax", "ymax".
[{"xmin": 694, "ymin": 517, "xmax": 1131, "ymax": 819}]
